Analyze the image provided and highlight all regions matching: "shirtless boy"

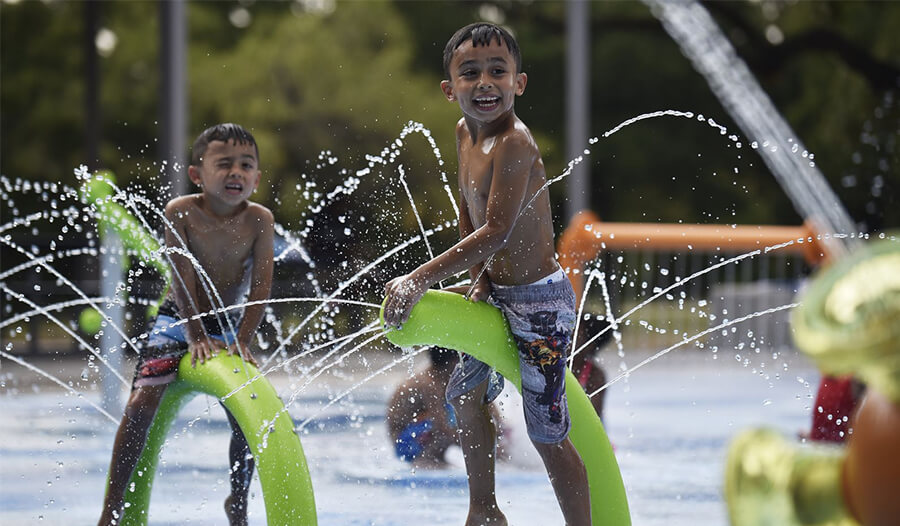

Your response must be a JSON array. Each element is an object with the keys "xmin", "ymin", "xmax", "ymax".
[
  {"xmin": 98, "ymin": 123, "xmax": 275, "ymax": 526},
  {"xmin": 384, "ymin": 23, "xmax": 590, "ymax": 526}
]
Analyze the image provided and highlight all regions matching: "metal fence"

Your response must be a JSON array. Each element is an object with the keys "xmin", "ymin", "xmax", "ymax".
[
  {"xmin": 575, "ymin": 249, "xmax": 808, "ymax": 354},
  {"xmin": 559, "ymin": 211, "xmax": 823, "ymax": 354},
  {"xmin": 4, "ymin": 216, "xmax": 822, "ymax": 359}
]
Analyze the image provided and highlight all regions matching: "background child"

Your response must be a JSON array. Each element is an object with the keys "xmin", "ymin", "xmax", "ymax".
[
  {"xmin": 573, "ymin": 312, "xmax": 614, "ymax": 421},
  {"xmin": 98, "ymin": 123, "xmax": 275, "ymax": 526},
  {"xmin": 384, "ymin": 23, "xmax": 591, "ymax": 526},
  {"xmin": 386, "ymin": 347, "xmax": 460, "ymax": 467}
]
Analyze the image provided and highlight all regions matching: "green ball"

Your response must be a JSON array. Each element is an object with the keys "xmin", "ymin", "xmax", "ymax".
[{"xmin": 79, "ymin": 308, "xmax": 103, "ymax": 335}]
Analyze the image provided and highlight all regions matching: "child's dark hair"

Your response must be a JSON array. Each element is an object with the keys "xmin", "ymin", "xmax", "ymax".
[
  {"xmin": 443, "ymin": 22, "xmax": 521, "ymax": 78},
  {"xmin": 190, "ymin": 123, "xmax": 259, "ymax": 166},
  {"xmin": 429, "ymin": 346, "xmax": 458, "ymax": 368}
]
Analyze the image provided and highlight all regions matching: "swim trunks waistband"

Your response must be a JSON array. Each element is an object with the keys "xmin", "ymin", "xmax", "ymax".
[
  {"xmin": 492, "ymin": 265, "xmax": 566, "ymax": 289},
  {"xmin": 490, "ymin": 272, "xmax": 575, "ymax": 304}
]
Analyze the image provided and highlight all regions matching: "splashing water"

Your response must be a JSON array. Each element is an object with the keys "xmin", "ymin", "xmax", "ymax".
[
  {"xmin": 0, "ymin": 111, "xmax": 868, "ymax": 525},
  {"xmin": 643, "ymin": 0, "xmax": 860, "ymax": 259}
]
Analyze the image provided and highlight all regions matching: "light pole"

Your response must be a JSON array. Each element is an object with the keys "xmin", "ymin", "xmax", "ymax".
[
  {"xmin": 565, "ymin": 0, "xmax": 591, "ymax": 221},
  {"xmin": 159, "ymin": 0, "xmax": 188, "ymax": 198}
]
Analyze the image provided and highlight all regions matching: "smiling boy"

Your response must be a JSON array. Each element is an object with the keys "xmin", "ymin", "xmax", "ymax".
[
  {"xmin": 98, "ymin": 123, "xmax": 275, "ymax": 526},
  {"xmin": 384, "ymin": 23, "xmax": 591, "ymax": 526}
]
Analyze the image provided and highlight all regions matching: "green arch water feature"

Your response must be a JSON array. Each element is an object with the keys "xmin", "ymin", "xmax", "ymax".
[
  {"xmin": 113, "ymin": 353, "xmax": 317, "ymax": 526},
  {"xmin": 381, "ymin": 289, "xmax": 631, "ymax": 526},
  {"xmin": 120, "ymin": 289, "xmax": 633, "ymax": 526}
]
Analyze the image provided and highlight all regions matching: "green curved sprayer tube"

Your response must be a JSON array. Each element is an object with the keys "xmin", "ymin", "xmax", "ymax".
[
  {"xmin": 81, "ymin": 173, "xmax": 172, "ymax": 301},
  {"xmin": 381, "ymin": 289, "xmax": 631, "ymax": 526},
  {"xmin": 115, "ymin": 353, "xmax": 317, "ymax": 526}
]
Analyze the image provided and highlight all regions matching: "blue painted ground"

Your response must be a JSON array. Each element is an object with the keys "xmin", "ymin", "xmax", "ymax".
[{"xmin": 0, "ymin": 347, "xmax": 819, "ymax": 525}]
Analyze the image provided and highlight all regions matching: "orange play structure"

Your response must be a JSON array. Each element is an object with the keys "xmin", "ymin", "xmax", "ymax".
[{"xmin": 557, "ymin": 210, "xmax": 828, "ymax": 297}]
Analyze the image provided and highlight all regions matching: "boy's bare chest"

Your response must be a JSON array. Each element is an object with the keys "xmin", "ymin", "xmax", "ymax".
[
  {"xmin": 458, "ymin": 146, "xmax": 495, "ymax": 209},
  {"xmin": 183, "ymin": 216, "xmax": 255, "ymax": 266}
]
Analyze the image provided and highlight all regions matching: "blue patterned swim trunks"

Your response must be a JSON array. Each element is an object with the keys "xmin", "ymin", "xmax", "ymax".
[
  {"xmin": 446, "ymin": 269, "xmax": 576, "ymax": 444},
  {"xmin": 132, "ymin": 298, "xmax": 239, "ymax": 388}
]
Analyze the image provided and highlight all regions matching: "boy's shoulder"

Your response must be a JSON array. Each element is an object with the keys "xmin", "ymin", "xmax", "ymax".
[
  {"xmin": 500, "ymin": 120, "xmax": 536, "ymax": 147},
  {"xmin": 494, "ymin": 119, "xmax": 539, "ymax": 165},
  {"xmin": 240, "ymin": 202, "xmax": 276, "ymax": 239},
  {"xmin": 163, "ymin": 196, "xmax": 272, "ymax": 217},
  {"xmin": 164, "ymin": 194, "xmax": 199, "ymax": 216},
  {"xmin": 453, "ymin": 118, "xmax": 467, "ymax": 141},
  {"xmin": 244, "ymin": 200, "xmax": 275, "ymax": 223}
]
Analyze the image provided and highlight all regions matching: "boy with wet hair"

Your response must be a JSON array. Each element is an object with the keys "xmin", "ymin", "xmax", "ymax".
[
  {"xmin": 384, "ymin": 23, "xmax": 591, "ymax": 526},
  {"xmin": 99, "ymin": 123, "xmax": 275, "ymax": 526}
]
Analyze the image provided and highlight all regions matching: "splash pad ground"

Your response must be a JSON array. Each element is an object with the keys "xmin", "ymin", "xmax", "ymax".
[{"xmin": 0, "ymin": 346, "xmax": 818, "ymax": 525}]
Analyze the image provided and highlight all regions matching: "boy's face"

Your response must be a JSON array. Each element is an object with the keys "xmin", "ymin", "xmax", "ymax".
[
  {"xmin": 441, "ymin": 38, "xmax": 526, "ymax": 124},
  {"xmin": 188, "ymin": 139, "xmax": 260, "ymax": 206}
]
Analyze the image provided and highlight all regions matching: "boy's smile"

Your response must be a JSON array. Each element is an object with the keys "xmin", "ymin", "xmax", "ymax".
[
  {"xmin": 473, "ymin": 95, "xmax": 501, "ymax": 112},
  {"xmin": 224, "ymin": 180, "xmax": 245, "ymax": 195},
  {"xmin": 442, "ymin": 39, "xmax": 526, "ymax": 126}
]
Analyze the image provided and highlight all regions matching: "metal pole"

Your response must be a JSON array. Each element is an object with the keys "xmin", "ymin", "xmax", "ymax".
[
  {"xmin": 160, "ymin": 0, "xmax": 188, "ymax": 198},
  {"xmin": 565, "ymin": 0, "xmax": 591, "ymax": 221},
  {"xmin": 84, "ymin": 1, "xmax": 100, "ymax": 171},
  {"xmin": 100, "ymin": 232, "xmax": 125, "ymax": 414}
]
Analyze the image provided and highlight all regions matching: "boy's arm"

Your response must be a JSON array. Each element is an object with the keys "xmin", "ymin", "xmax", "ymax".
[
  {"xmin": 164, "ymin": 199, "xmax": 215, "ymax": 366},
  {"xmin": 457, "ymin": 195, "xmax": 492, "ymax": 302},
  {"xmin": 228, "ymin": 206, "xmax": 275, "ymax": 367},
  {"xmin": 384, "ymin": 136, "xmax": 535, "ymax": 327}
]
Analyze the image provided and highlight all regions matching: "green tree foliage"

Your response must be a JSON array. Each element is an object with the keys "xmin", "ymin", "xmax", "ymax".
[
  {"xmin": 186, "ymin": 1, "xmax": 460, "ymax": 225},
  {"xmin": 1, "ymin": 1, "xmax": 86, "ymax": 182},
  {"xmin": 2, "ymin": 0, "xmax": 897, "ymax": 240},
  {"xmin": 2, "ymin": 1, "xmax": 463, "ymax": 288},
  {"xmin": 705, "ymin": 0, "xmax": 900, "ymax": 231}
]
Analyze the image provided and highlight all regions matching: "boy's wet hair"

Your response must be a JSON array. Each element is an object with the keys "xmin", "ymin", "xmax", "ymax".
[
  {"xmin": 190, "ymin": 123, "xmax": 259, "ymax": 166},
  {"xmin": 443, "ymin": 22, "xmax": 522, "ymax": 78}
]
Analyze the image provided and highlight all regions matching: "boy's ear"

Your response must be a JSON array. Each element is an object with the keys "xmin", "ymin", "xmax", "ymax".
[
  {"xmin": 187, "ymin": 165, "xmax": 203, "ymax": 186},
  {"xmin": 440, "ymin": 80, "xmax": 455, "ymax": 102},
  {"xmin": 515, "ymin": 72, "xmax": 527, "ymax": 96}
]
